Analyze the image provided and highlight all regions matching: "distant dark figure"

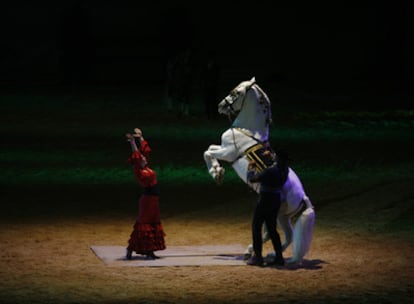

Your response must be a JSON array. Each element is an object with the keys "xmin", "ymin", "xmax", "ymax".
[
  {"xmin": 160, "ymin": 6, "xmax": 194, "ymax": 114},
  {"xmin": 165, "ymin": 54, "xmax": 178, "ymax": 112},
  {"xmin": 201, "ymin": 50, "xmax": 220, "ymax": 119},
  {"xmin": 173, "ymin": 48, "xmax": 194, "ymax": 117}
]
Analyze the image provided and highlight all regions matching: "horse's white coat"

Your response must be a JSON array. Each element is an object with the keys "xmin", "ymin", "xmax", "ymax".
[{"xmin": 204, "ymin": 77, "xmax": 315, "ymax": 263}]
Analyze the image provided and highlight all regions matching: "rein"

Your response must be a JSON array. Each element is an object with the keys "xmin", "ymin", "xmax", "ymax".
[
  {"xmin": 229, "ymin": 127, "xmax": 270, "ymax": 166},
  {"xmin": 233, "ymin": 127, "xmax": 264, "ymax": 143},
  {"xmin": 225, "ymin": 83, "xmax": 272, "ymax": 164}
]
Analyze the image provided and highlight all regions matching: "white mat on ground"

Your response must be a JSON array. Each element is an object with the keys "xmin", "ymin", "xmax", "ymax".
[{"xmin": 91, "ymin": 244, "xmax": 246, "ymax": 267}]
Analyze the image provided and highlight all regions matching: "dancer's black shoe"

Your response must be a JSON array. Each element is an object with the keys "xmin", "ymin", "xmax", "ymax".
[
  {"xmin": 146, "ymin": 252, "xmax": 160, "ymax": 259},
  {"xmin": 126, "ymin": 248, "xmax": 132, "ymax": 260}
]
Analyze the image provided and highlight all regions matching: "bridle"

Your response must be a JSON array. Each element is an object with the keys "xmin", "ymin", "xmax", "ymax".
[
  {"xmin": 222, "ymin": 84, "xmax": 273, "ymax": 167},
  {"xmin": 222, "ymin": 84, "xmax": 272, "ymax": 128},
  {"xmin": 221, "ymin": 89, "xmax": 246, "ymax": 120}
]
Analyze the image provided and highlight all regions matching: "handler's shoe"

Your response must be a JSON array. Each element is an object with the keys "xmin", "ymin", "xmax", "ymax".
[
  {"xmin": 246, "ymin": 255, "xmax": 263, "ymax": 267},
  {"xmin": 267, "ymin": 256, "xmax": 285, "ymax": 267}
]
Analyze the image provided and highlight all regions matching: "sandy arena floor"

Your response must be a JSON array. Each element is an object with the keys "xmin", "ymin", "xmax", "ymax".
[{"xmin": 1, "ymin": 179, "xmax": 413, "ymax": 304}]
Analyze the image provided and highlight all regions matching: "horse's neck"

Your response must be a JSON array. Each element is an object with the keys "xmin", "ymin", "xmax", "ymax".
[{"xmin": 231, "ymin": 97, "xmax": 269, "ymax": 141}]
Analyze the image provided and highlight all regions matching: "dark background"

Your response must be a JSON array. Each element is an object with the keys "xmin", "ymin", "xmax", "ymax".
[
  {"xmin": 0, "ymin": 3, "xmax": 413, "ymax": 303},
  {"xmin": 1, "ymin": 1, "xmax": 412, "ymax": 106}
]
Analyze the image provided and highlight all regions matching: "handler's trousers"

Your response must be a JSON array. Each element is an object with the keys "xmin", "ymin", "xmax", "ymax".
[{"xmin": 252, "ymin": 192, "xmax": 283, "ymax": 259}]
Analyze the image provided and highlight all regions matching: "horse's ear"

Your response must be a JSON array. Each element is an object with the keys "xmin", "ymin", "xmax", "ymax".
[{"xmin": 250, "ymin": 76, "xmax": 256, "ymax": 83}]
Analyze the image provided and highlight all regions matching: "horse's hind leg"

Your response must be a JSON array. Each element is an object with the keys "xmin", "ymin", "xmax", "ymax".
[{"xmin": 278, "ymin": 214, "xmax": 293, "ymax": 252}]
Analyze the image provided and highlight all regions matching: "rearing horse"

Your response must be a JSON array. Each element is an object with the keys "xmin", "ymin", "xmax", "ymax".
[{"xmin": 203, "ymin": 77, "xmax": 315, "ymax": 263}]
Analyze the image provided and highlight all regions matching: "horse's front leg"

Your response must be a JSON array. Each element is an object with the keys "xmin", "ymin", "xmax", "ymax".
[
  {"xmin": 203, "ymin": 144, "xmax": 237, "ymax": 185},
  {"xmin": 203, "ymin": 144, "xmax": 226, "ymax": 184}
]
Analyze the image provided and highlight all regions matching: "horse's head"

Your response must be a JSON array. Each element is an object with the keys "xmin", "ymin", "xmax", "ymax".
[
  {"xmin": 218, "ymin": 77, "xmax": 272, "ymax": 126},
  {"xmin": 218, "ymin": 77, "xmax": 256, "ymax": 116}
]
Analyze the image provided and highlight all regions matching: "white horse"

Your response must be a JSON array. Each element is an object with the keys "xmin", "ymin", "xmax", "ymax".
[{"xmin": 203, "ymin": 77, "xmax": 315, "ymax": 263}]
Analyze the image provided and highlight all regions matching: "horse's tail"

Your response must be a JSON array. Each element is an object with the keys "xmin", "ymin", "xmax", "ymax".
[{"xmin": 291, "ymin": 195, "xmax": 315, "ymax": 263}]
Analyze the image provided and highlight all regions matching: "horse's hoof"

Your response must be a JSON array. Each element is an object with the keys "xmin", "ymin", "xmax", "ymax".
[
  {"xmin": 286, "ymin": 258, "xmax": 301, "ymax": 265},
  {"xmin": 243, "ymin": 253, "xmax": 252, "ymax": 261},
  {"xmin": 215, "ymin": 167, "xmax": 225, "ymax": 185}
]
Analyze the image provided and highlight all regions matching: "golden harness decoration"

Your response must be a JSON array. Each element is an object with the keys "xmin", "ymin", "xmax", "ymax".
[{"xmin": 245, "ymin": 143, "xmax": 271, "ymax": 172}]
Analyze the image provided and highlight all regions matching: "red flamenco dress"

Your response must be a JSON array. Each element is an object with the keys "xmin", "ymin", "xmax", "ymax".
[{"xmin": 126, "ymin": 150, "xmax": 166, "ymax": 257}]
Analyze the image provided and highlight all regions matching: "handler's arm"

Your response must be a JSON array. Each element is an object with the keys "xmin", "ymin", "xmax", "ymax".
[
  {"xmin": 247, "ymin": 159, "xmax": 262, "ymax": 183},
  {"xmin": 247, "ymin": 169, "xmax": 262, "ymax": 183}
]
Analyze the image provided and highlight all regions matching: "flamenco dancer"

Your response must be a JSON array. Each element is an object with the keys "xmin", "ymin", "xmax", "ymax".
[{"xmin": 125, "ymin": 128, "xmax": 166, "ymax": 260}]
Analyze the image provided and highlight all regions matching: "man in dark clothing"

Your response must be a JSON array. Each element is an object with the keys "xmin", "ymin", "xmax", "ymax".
[{"xmin": 246, "ymin": 149, "xmax": 289, "ymax": 267}]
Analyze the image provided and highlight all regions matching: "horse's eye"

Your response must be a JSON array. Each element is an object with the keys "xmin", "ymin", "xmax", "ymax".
[
  {"xmin": 230, "ymin": 90, "xmax": 239, "ymax": 98},
  {"xmin": 225, "ymin": 96, "xmax": 233, "ymax": 104}
]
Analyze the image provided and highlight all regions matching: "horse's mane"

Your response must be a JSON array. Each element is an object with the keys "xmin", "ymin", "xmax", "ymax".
[{"xmin": 252, "ymin": 84, "xmax": 272, "ymax": 125}]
